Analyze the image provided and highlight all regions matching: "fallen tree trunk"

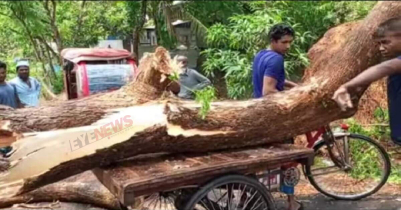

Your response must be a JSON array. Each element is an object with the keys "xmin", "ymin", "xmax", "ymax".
[
  {"xmin": 304, "ymin": 20, "xmax": 389, "ymax": 124},
  {"xmin": 4, "ymin": 202, "xmax": 109, "ymax": 210},
  {"xmin": 0, "ymin": 171, "xmax": 121, "ymax": 210},
  {"xmin": 0, "ymin": 47, "xmax": 179, "ymax": 136},
  {"xmin": 0, "ymin": 0, "xmax": 400, "ymax": 203}
]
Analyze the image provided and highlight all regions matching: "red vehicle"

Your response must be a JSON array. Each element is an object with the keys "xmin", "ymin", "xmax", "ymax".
[{"xmin": 61, "ymin": 48, "xmax": 139, "ymax": 100}]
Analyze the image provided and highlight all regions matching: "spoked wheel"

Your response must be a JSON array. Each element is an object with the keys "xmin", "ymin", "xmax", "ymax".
[
  {"xmin": 183, "ymin": 174, "xmax": 276, "ymax": 210},
  {"xmin": 305, "ymin": 134, "xmax": 391, "ymax": 200},
  {"xmin": 134, "ymin": 189, "xmax": 194, "ymax": 210},
  {"xmin": 135, "ymin": 192, "xmax": 177, "ymax": 210}
]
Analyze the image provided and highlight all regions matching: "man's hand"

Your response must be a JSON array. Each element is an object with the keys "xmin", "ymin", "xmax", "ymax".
[
  {"xmin": 332, "ymin": 86, "xmax": 353, "ymax": 111},
  {"xmin": 284, "ymin": 80, "xmax": 298, "ymax": 88}
]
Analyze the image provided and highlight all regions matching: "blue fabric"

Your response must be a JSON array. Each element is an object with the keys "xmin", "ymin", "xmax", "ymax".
[
  {"xmin": 252, "ymin": 50, "xmax": 285, "ymax": 98},
  {"xmin": 280, "ymin": 184, "xmax": 294, "ymax": 195},
  {"xmin": 388, "ymin": 56, "xmax": 401, "ymax": 144},
  {"xmin": 10, "ymin": 77, "xmax": 41, "ymax": 107},
  {"xmin": 0, "ymin": 83, "xmax": 18, "ymax": 108}
]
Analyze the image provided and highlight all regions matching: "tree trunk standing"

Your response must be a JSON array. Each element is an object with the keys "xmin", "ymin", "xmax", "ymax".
[
  {"xmin": 43, "ymin": 0, "xmax": 63, "ymax": 65},
  {"xmin": 132, "ymin": 0, "xmax": 148, "ymax": 63},
  {"xmin": 38, "ymin": 39, "xmax": 57, "ymax": 84},
  {"xmin": 0, "ymin": 0, "xmax": 400, "ymax": 204},
  {"xmin": 72, "ymin": 1, "xmax": 87, "ymax": 47}
]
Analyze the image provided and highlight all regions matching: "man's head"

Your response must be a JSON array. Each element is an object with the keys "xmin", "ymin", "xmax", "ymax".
[
  {"xmin": 268, "ymin": 23, "xmax": 295, "ymax": 55},
  {"xmin": 16, "ymin": 60, "xmax": 30, "ymax": 81},
  {"xmin": 0, "ymin": 61, "xmax": 7, "ymax": 83},
  {"xmin": 176, "ymin": 55, "xmax": 188, "ymax": 69},
  {"xmin": 375, "ymin": 17, "xmax": 401, "ymax": 59}
]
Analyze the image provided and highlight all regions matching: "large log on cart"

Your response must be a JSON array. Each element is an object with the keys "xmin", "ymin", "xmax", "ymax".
[{"xmin": 0, "ymin": 1, "xmax": 400, "ymax": 208}]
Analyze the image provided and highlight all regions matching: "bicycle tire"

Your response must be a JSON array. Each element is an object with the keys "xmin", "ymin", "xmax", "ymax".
[
  {"xmin": 305, "ymin": 133, "xmax": 391, "ymax": 200},
  {"xmin": 182, "ymin": 174, "xmax": 276, "ymax": 210}
]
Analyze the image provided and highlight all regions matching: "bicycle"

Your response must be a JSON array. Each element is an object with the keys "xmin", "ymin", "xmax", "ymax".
[{"xmin": 303, "ymin": 124, "xmax": 391, "ymax": 200}]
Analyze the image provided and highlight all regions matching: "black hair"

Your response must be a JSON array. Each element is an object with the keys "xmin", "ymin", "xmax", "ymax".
[
  {"xmin": 0, "ymin": 61, "xmax": 6, "ymax": 70},
  {"xmin": 268, "ymin": 23, "xmax": 295, "ymax": 42},
  {"xmin": 375, "ymin": 17, "xmax": 401, "ymax": 38}
]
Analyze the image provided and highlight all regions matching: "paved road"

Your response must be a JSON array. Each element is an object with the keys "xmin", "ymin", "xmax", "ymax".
[
  {"xmin": 3, "ymin": 195, "xmax": 400, "ymax": 210},
  {"xmin": 276, "ymin": 194, "xmax": 401, "ymax": 210}
]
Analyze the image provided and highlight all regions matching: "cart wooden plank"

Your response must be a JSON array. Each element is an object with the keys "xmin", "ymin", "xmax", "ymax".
[{"xmin": 93, "ymin": 144, "xmax": 314, "ymax": 206}]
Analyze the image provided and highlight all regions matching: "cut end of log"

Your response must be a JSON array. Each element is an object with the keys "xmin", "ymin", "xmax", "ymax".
[{"xmin": 0, "ymin": 158, "xmax": 10, "ymax": 173}]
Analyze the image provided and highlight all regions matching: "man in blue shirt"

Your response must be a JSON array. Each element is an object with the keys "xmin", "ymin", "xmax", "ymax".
[
  {"xmin": 253, "ymin": 24, "xmax": 298, "ymax": 98},
  {"xmin": 10, "ymin": 60, "xmax": 41, "ymax": 107},
  {"xmin": 333, "ymin": 17, "xmax": 401, "ymax": 146},
  {"xmin": 252, "ymin": 24, "xmax": 301, "ymax": 210},
  {"xmin": 0, "ymin": 61, "xmax": 22, "ymax": 158},
  {"xmin": 0, "ymin": 61, "xmax": 22, "ymax": 109}
]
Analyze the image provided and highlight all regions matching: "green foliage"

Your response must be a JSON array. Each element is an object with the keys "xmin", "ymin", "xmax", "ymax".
[
  {"xmin": 52, "ymin": 71, "xmax": 64, "ymax": 94},
  {"xmin": 348, "ymin": 139, "xmax": 383, "ymax": 180},
  {"xmin": 0, "ymin": 1, "xmax": 136, "ymax": 95},
  {"xmin": 0, "ymin": 1, "xmax": 378, "ymax": 100},
  {"xmin": 58, "ymin": 1, "xmax": 131, "ymax": 47},
  {"xmin": 194, "ymin": 86, "xmax": 217, "ymax": 120},
  {"xmin": 168, "ymin": 70, "xmax": 216, "ymax": 119},
  {"xmin": 202, "ymin": 1, "xmax": 376, "ymax": 99},
  {"xmin": 202, "ymin": 49, "xmax": 252, "ymax": 99},
  {"xmin": 346, "ymin": 107, "xmax": 401, "ymax": 183},
  {"xmin": 183, "ymin": 1, "xmax": 250, "ymax": 27}
]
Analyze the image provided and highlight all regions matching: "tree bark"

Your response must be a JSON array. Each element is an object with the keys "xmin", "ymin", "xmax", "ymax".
[
  {"xmin": 0, "ymin": 47, "xmax": 178, "ymax": 136},
  {"xmin": 132, "ymin": 0, "xmax": 147, "ymax": 63},
  {"xmin": 0, "ymin": 171, "xmax": 121, "ymax": 210},
  {"xmin": 43, "ymin": 0, "xmax": 63, "ymax": 63},
  {"xmin": 0, "ymin": 0, "xmax": 400, "ymax": 203},
  {"xmin": 72, "ymin": 0, "xmax": 86, "ymax": 46}
]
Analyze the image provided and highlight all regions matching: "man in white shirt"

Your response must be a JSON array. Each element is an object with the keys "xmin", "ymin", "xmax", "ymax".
[{"xmin": 10, "ymin": 60, "xmax": 41, "ymax": 107}]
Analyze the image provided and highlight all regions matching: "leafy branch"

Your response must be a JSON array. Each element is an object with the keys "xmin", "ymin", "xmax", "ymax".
[{"xmin": 169, "ymin": 71, "xmax": 216, "ymax": 119}]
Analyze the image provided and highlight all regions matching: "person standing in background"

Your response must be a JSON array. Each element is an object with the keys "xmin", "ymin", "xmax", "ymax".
[
  {"xmin": 0, "ymin": 61, "xmax": 23, "ymax": 109},
  {"xmin": 252, "ymin": 23, "xmax": 302, "ymax": 210},
  {"xmin": 10, "ymin": 59, "xmax": 41, "ymax": 107},
  {"xmin": 176, "ymin": 55, "xmax": 211, "ymax": 100}
]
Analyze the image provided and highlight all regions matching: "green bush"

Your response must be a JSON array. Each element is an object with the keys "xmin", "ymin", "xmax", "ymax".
[
  {"xmin": 202, "ymin": 1, "xmax": 376, "ymax": 99},
  {"xmin": 347, "ymin": 107, "xmax": 401, "ymax": 183}
]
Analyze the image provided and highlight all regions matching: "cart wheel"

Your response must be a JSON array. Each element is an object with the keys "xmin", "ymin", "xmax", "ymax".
[
  {"xmin": 134, "ymin": 191, "xmax": 179, "ymax": 210},
  {"xmin": 183, "ymin": 174, "xmax": 276, "ymax": 210},
  {"xmin": 132, "ymin": 189, "xmax": 195, "ymax": 210}
]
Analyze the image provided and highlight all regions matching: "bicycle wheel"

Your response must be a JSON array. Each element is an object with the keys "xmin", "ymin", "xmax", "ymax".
[
  {"xmin": 183, "ymin": 174, "xmax": 276, "ymax": 210},
  {"xmin": 305, "ymin": 133, "xmax": 391, "ymax": 200}
]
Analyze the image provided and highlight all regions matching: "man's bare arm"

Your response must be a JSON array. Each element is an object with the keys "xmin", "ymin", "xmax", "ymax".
[
  {"xmin": 263, "ymin": 76, "xmax": 278, "ymax": 96},
  {"xmin": 343, "ymin": 58, "xmax": 401, "ymax": 90},
  {"xmin": 284, "ymin": 79, "xmax": 298, "ymax": 88},
  {"xmin": 333, "ymin": 58, "xmax": 401, "ymax": 111}
]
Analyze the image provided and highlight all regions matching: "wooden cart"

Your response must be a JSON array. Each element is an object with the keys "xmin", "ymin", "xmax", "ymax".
[{"xmin": 94, "ymin": 144, "xmax": 314, "ymax": 210}]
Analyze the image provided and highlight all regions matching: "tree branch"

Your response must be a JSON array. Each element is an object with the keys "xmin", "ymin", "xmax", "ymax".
[
  {"xmin": 8, "ymin": 27, "xmax": 23, "ymax": 36},
  {"xmin": 72, "ymin": 0, "xmax": 86, "ymax": 45},
  {"xmin": 36, "ymin": 36, "xmax": 59, "ymax": 59}
]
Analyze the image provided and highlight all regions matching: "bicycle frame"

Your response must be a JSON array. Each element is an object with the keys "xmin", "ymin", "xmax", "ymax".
[
  {"xmin": 281, "ymin": 124, "xmax": 351, "ymax": 170},
  {"xmin": 305, "ymin": 126, "xmax": 328, "ymax": 149},
  {"xmin": 305, "ymin": 124, "xmax": 350, "ymax": 170}
]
